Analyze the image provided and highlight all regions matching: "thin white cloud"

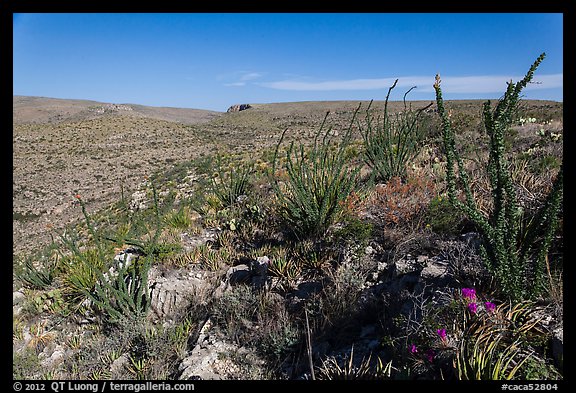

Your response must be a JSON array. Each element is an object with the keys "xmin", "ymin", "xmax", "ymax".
[
  {"xmin": 223, "ymin": 71, "xmax": 264, "ymax": 87},
  {"xmin": 239, "ymin": 72, "xmax": 263, "ymax": 81},
  {"xmin": 260, "ymin": 77, "xmax": 410, "ymax": 91},
  {"xmin": 259, "ymin": 74, "xmax": 563, "ymax": 94},
  {"xmin": 430, "ymin": 74, "xmax": 563, "ymax": 94}
]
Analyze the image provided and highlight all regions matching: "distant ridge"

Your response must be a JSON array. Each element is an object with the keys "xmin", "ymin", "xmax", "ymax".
[
  {"xmin": 14, "ymin": 95, "xmax": 562, "ymax": 126},
  {"xmin": 13, "ymin": 95, "xmax": 223, "ymax": 125}
]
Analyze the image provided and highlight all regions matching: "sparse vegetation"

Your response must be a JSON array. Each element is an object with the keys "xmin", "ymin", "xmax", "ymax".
[{"xmin": 13, "ymin": 58, "xmax": 562, "ymax": 381}]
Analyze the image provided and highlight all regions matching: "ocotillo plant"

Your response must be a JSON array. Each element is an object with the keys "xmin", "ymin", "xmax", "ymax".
[
  {"xmin": 433, "ymin": 52, "xmax": 563, "ymax": 301},
  {"xmin": 361, "ymin": 79, "xmax": 432, "ymax": 182},
  {"xmin": 271, "ymin": 106, "xmax": 361, "ymax": 240}
]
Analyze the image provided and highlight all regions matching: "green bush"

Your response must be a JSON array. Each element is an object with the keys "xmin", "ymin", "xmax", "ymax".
[
  {"xmin": 84, "ymin": 252, "xmax": 152, "ymax": 325},
  {"xmin": 534, "ymin": 154, "xmax": 561, "ymax": 175},
  {"xmin": 434, "ymin": 53, "xmax": 563, "ymax": 301},
  {"xmin": 59, "ymin": 248, "xmax": 107, "ymax": 307},
  {"xmin": 425, "ymin": 195, "xmax": 465, "ymax": 235},
  {"xmin": 13, "ymin": 348, "xmax": 42, "ymax": 379},
  {"xmin": 333, "ymin": 216, "xmax": 374, "ymax": 247},
  {"xmin": 163, "ymin": 206, "xmax": 193, "ymax": 229},
  {"xmin": 271, "ymin": 108, "xmax": 361, "ymax": 239}
]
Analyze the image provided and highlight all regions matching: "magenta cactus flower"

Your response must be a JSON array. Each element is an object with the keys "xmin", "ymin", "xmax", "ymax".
[
  {"xmin": 426, "ymin": 349, "xmax": 436, "ymax": 362},
  {"xmin": 484, "ymin": 302, "xmax": 496, "ymax": 312},
  {"xmin": 461, "ymin": 288, "xmax": 476, "ymax": 301},
  {"xmin": 437, "ymin": 328, "xmax": 447, "ymax": 341},
  {"xmin": 468, "ymin": 302, "xmax": 478, "ymax": 314},
  {"xmin": 409, "ymin": 344, "xmax": 418, "ymax": 354}
]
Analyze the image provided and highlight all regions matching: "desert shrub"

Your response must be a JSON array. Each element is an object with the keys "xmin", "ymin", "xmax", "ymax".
[
  {"xmin": 163, "ymin": 205, "xmax": 193, "ymax": 229},
  {"xmin": 333, "ymin": 216, "xmax": 374, "ymax": 248},
  {"xmin": 56, "ymin": 190, "xmax": 160, "ymax": 324},
  {"xmin": 59, "ymin": 241, "xmax": 151, "ymax": 324},
  {"xmin": 439, "ymin": 239, "xmax": 491, "ymax": 291},
  {"xmin": 63, "ymin": 316, "xmax": 189, "ymax": 380},
  {"xmin": 533, "ymin": 154, "xmax": 561, "ymax": 175},
  {"xmin": 266, "ymin": 246, "xmax": 301, "ymax": 282},
  {"xmin": 504, "ymin": 156, "xmax": 553, "ymax": 212},
  {"xmin": 360, "ymin": 80, "xmax": 433, "ymax": 182},
  {"xmin": 367, "ymin": 174, "xmax": 435, "ymax": 228},
  {"xmin": 13, "ymin": 348, "xmax": 42, "ymax": 379},
  {"xmin": 425, "ymin": 195, "xmax": 465, "ymax": 235},
  {"xmin": 307, "ymin": 261, "xmax": 367, "ymax": 333},
  {"xmin": 522, "ymin": 356, "xmax": 563, "ymax": 380},
  {"xmin": 90, "ymin": 254, "xmax": 152, "ymax": 324},
  {"xmin": 58, "ymin": 247, "xmax": 108, "ymax": 307},
  {"xmin": 271, "ymin": 108, "xmax": 361, "ymax": 239},
  {"xmin": 199, "ymin": 244, "xmax": 233, "ymax": 271},
  {"xmin": 212, "ymin": 285, "xmax": 300, "ymax": 363},
  {"xmin": 257, "ymin": 307, "xmax": 301, "ymax": 362},
  {"xmin": 291, "ymin": 239, "xmax": 335, "ymax": 271},
  {"xmin": 433, "ymin": 53, "xmax": 563, "ymax": 301},
  {"xmin": 121, "ymin": 318, "xmax": 199, "ymax": 380}
]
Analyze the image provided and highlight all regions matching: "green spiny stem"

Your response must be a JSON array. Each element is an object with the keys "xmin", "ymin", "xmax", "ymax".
[{"xmin": 433, "ymin": 53, "xmax": 562, "ymax": 301}]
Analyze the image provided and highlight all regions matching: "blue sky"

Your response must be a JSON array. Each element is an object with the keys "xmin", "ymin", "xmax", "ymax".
[{"xmin": 13, "ymin": 13, "xmax": 563, "ymax": 112}]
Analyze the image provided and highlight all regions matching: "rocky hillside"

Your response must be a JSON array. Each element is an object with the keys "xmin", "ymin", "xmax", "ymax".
[{"xmin": 13, "ymin": 96, "xmax": 222, "ymax": 125}]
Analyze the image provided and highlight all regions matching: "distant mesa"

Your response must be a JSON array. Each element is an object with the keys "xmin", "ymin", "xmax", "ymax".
[{"xmin": 227, "ymin": 103, "xmax": 252, "ymax": 113}]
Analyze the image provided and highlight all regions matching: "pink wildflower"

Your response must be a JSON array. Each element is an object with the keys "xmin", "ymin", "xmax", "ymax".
[
  {"xmin": 437, "ymin": 328, "xmax": 447, "ymax": 341},
  {"xmin": 461, "ymin": 288, "xmax": 476, "ymax": 301}
]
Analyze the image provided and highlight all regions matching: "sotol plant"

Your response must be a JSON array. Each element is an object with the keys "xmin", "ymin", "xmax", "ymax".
[{"xmin": 433, "ymin": 53, "xmax": 563, "ymax": 301}]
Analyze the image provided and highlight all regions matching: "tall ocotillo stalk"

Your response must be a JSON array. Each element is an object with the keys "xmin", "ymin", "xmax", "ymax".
[
  {"xmin": 361, "ymin": 79, "xmax": 433, "ymax": 182},
  {"xmin": 433, "ymin": 53, "xmax": 563, "ymax": 301}
]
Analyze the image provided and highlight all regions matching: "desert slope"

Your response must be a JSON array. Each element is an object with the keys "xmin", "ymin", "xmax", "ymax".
[
  {"xmin": 13, "ymin": 95, "xmax": 223, "ymax": 125},
  {"xmin": 13, "ymin": 96, "xmax": 562, "ymax": 256}
]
